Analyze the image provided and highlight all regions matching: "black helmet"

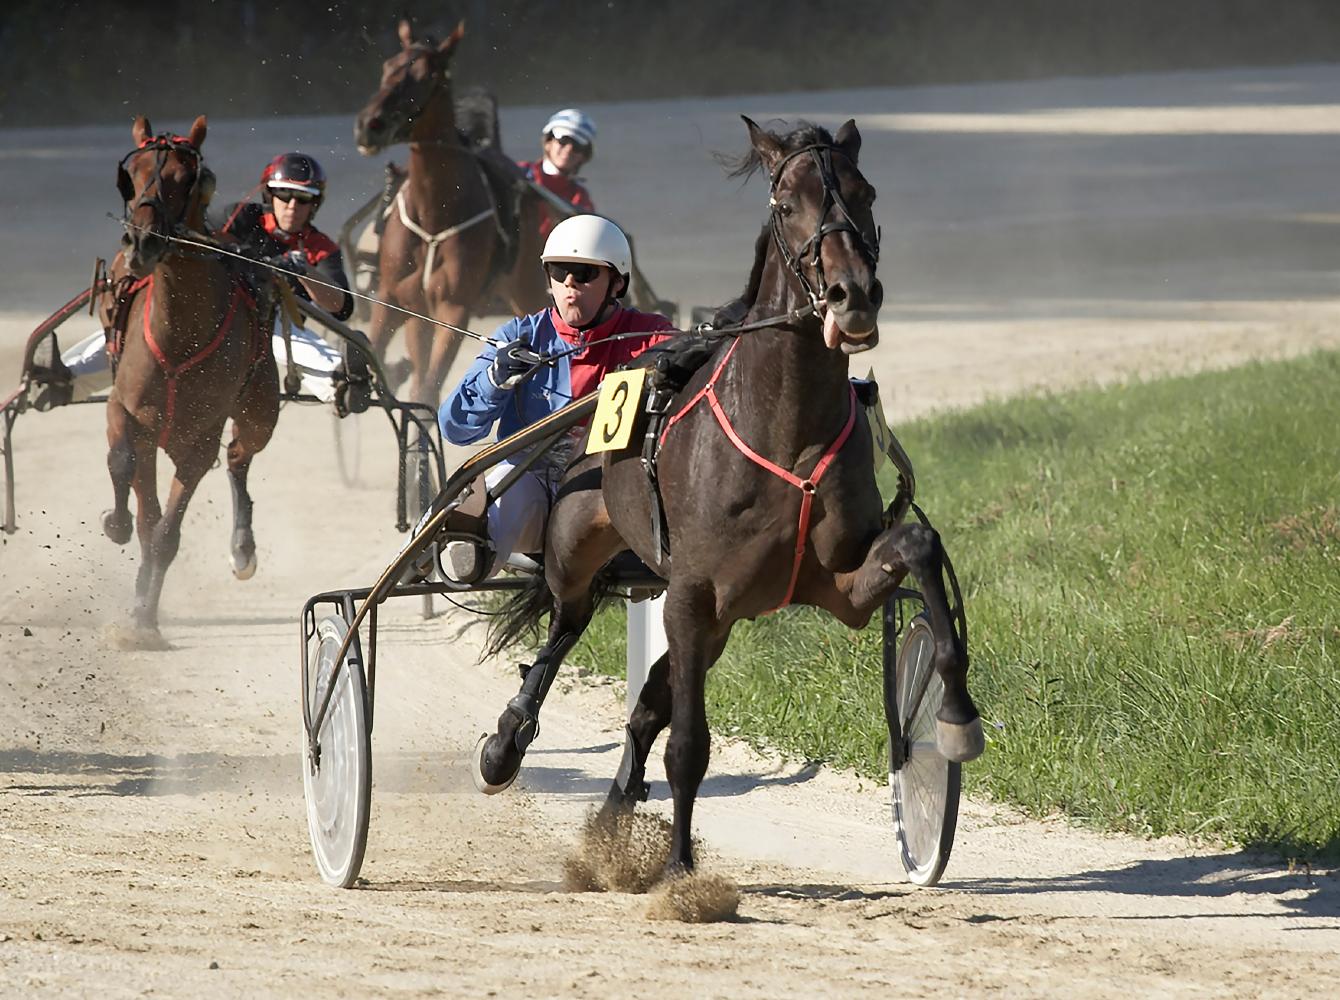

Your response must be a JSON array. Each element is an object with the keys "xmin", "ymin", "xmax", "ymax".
[{"xmin": 261, "ymin": 152, "xmax": 327, "ymax": 206}]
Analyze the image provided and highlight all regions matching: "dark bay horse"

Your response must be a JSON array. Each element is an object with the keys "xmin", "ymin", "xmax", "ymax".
[
  {"xmin": 354, "ymin": 20, "xmax": 548, "ymax": 404},
  {"xmin": 481, "ymin": 118, "xmax": 984, "ymax": 875},
  {"xmin": 104, "ymin": 115, "xmax": 278, "ymax": 642}
]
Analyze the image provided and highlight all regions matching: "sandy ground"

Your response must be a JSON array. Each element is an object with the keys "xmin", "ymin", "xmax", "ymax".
[{"xmin": 2, "ymin": 66, "xmax": 1340, "ymax": 996}]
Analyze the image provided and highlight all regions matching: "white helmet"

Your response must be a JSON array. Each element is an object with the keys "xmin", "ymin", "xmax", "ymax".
[
  {"xmin": 542, "ymin": 215, "xmax": 631, "ymax": 276},
  {"xmin": 542, "ymin": 108, "xmax": 596, "ymax": 155}
]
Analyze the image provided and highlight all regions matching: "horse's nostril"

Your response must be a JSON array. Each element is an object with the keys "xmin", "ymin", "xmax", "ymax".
[
  {"xmin": 870, "ymin": 280, "xmax": 884, "ymax": 309},
  {"xmin": 825, "ymin": 283, "xmax": 848, "ymax": 307},
  {"xmin": 368, "ymin": 117, "xmax": 384, "ymax": 133}
]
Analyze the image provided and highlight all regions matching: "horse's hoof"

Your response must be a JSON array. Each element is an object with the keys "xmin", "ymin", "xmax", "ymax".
[
  {"xmin": 936, "ymin": 716, "xmax": 985, "ymax": 763},
  {"xmin": 231, "ymin": 549, "xmax": 257, "ymax": 580},
  {"xmin": 102, "ymin": 510, "xmax": 132, "ymax": 545},
  {"xmin": 471, "ymin": 732, "xmax": 520, "ymax": 795}
]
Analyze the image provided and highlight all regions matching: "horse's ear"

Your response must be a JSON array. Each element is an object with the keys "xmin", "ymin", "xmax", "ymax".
[
  {"xmin": 132, "ymin": 115, "xmax": 151, "ymax": 146},
  {"xmin": 742, "ymin": 115, "xmax": 783, "ymax": 172},
  {"xmin": 439, "ymin": 20, "xmax": 465, "ymax": 56},
  {"xmin": 188, "ymin": 115, "xmax": 207, "ymax": 149},
  {"xmin": 397, "ymin": 18, "xmax": 414, "ymax": 50},
  {"xmin": 835, "ymin": 119, "xmax": 861, "ymax": 163}
]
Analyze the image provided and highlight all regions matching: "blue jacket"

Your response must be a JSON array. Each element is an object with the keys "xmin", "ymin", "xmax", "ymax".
[{"xmin": 438, "ymin": 307, "xmax": 674, "ymax": 445}]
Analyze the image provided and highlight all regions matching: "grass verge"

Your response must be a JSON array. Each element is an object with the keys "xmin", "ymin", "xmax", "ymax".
[{"xmin": 566, "ymin": 350, "xmax": 1340, "ymax": 858}]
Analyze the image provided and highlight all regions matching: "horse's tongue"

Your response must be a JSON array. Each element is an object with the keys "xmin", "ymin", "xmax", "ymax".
[{"xmin": 823, "ymin": 308, "xmax": 843, "ymax": 350}]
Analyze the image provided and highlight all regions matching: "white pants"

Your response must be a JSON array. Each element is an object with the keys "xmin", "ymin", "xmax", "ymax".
[{"xmin": 58, "ymin": 316, "xmax": 342, "ymax": 403}]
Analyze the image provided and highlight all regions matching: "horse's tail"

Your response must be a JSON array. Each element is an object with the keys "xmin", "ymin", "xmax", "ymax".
[
  {"xmin": 483, "ymin": 572, "xmax": 551, "ymax": 659},
  {"xmin": 482, "ymin": 565, "xmax": 625, "ymax": 660}
]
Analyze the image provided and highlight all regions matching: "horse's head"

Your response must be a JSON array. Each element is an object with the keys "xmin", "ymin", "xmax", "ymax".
[
  {"xmin": 743, "ymin": 117, "xmax": 883, "ymax": 353},
  {"xmin": 117, "ymin": 114, "xmax": 212, "ymax": 277},
  {"xmin": 355, "ymin": 20, "xmax": 464, "ymax": 154}
]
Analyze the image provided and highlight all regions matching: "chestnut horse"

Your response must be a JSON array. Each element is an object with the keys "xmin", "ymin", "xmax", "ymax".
[
  {"xmin": 354, "ymin": 20, "xmax": 547, "ymax": 405},
  {"xmin": 481, "ymin": 119, "xmax": 984, "ymax": 875},
  {"xmin": 105, "ymin": 115, "xmax": 278, "ymax": 642}
]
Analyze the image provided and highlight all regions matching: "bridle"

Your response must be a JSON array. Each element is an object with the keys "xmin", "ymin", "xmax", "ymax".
[
  {"xmin": 117, "ymin": 134, "xmax": 208, "ymax": 245},
  {"xmin": 375, "ymin": 44, "xmax": 454, "ymax": 146},
  {"xmin": 767, "ymin": 144, "xmax": 881, "ymax": 313}
]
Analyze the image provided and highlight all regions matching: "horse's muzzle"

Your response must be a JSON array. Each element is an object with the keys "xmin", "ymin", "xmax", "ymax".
[
  {"xmin": 125, "ymin": 230, "xmax": 168, "ymax": 278},
  {"xmin": 823, "ymin": 279, "xmax": 883, "ymax": 352},
  {"xmin": 354, "ymin": 114, "xmax": 389, "ymax": 156}
]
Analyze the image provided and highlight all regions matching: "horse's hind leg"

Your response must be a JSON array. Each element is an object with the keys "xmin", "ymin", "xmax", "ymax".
[
  {"xmin": 598, "ymin": 650, "xmax": 672, "ymax": 821},
  {"xmin": 103, "ymin": 399, "xmax": 136, "ymax": 544},
  {"xmin": 478, "ymin": 469, "xmax": 624, "ymax": 790},
  {"xmin": 477, "ymin": 588, "xmax": 596, "ymax": 790},
  {"xmin": 863, "ymin": 521, "xmax": 983, "ymax": 763}
]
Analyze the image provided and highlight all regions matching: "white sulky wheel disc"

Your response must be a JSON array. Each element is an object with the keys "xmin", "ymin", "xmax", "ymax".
[
  {"xmin": 890, "ymin": 614, "xmax": 962, "ymax": 887},
  {"xmin": 302, "ymin": 615, "xmax": 372, "ymax": 888}
]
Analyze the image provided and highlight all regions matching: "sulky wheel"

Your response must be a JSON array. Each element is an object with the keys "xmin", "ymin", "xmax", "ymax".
[
  {"xmin": 302, "ymin": 615, "xmax": 372, "ymax": 888},
  {"xmin": 887, "ymin": 611, "xmax": 961, "ymax": 886}
]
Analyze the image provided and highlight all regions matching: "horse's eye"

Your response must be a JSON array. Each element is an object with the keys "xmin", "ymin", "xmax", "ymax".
[{"xmin": 778, "ymin": 202, "xmax": 794, "ymax": 217}]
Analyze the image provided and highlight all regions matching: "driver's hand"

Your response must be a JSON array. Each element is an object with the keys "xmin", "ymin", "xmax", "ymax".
[{"xmin": 488, "ymin": 338, "xmax": 534, "ymax": 390}]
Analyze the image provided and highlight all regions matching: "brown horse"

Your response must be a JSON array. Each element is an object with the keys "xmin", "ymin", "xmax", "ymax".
[
  {"xmin": 354, "ymin": 20, "xmax": 548, "ymax": 405},
  {"xmin": 104, "ymin": 115, "xmax": 279, "ymax": 642},
  {"xmin": 480, "ymin": 118, "xmax": 984, "ymax": 875}
]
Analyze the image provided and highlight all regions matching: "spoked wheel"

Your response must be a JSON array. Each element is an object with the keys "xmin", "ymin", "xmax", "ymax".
[
  {"xmin": 331, "ymin": 409, "xmax": 363, "ymax": 487},
  {"xmin": 887, "ymin": 611, "xmax": 961, "ymax": 886},
  {"xmin": 302, "ymin": 615, "xmax": 372, "ymax": 888}
]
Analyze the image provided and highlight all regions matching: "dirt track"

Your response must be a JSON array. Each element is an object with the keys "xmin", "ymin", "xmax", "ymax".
[{"xmin": 3, "ymin": 67, "xmax": 1340, "ymax": 996}]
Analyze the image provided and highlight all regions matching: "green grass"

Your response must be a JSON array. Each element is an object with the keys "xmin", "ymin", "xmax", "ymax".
[{"xmin": 568, "ymin": 350, "xmax": 1340, "ymax": 857}]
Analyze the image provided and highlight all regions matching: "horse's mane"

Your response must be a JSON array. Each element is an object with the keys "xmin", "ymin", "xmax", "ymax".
[{"xmin": 715, "ymin": 121, "xmax": 834, "ymax": 318}]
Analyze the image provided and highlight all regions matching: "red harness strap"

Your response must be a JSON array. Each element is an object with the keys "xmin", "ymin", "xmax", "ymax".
[
  {"xmin": 660, "ymin": 339, "xmax": 858, "ymax": 610},
  {"xmin": 140, "ymin": 276, "xmax": 255, "ymax": 448}
]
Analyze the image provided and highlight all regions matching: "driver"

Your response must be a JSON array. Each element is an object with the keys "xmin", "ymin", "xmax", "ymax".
[
  {"xmin": 520, "ymin": 109, "xmax": 596, "ymax": 242},
  {"xmin": 214, "ymin": 152, "xmax": 355, "ymax": 401},
  {"xmin": 437, "ymin": 215, "xmax": 674, "ymax": 583}
]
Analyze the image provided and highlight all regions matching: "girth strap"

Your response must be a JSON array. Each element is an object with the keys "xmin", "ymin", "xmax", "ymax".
[{"xmin": 660, "ymin": 339, "xmax": 858, "ymax": 610}]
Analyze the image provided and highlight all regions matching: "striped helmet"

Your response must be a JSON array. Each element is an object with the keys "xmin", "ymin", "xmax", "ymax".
[{"xmin": 542, "ymin": 108, "xmax": 596, "ymax": 157}]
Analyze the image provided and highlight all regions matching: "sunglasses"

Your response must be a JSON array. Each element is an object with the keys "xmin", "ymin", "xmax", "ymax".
[
  {"xmin": 544, "ymin": 261, "xmax": 603, "ymax": 285},
  {"xmin": 552, "ymin": 136, "xmax": 590, "ymax": 152},
  {"xmin": 271, "ymin": 189, "xmax": 316, "ymax": 205}
]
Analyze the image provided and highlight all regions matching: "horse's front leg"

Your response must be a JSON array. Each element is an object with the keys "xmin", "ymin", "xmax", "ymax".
[
  {"xmin": 661, "ymin": 580, "xmax": 731, "ymax": 876},
  {"xmin": 840, "ymin": 522, "xmax": 984, "ymax": 763},
  {"xmin": 226, "ymin": 362, "xmax": 279, "ymax": 580},
  {"xmin": 134, "ymin": 429, "xmax": 218, "ymax": 633},
  {"xmin": 103, "ymin": 397, "xmax": 137, "ymax": 545}
]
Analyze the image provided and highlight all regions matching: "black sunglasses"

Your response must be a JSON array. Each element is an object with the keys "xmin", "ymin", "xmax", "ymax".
[
  {"xmin": 272, "ymin": 189, "xmax": 316, "ymax": 205},
  {"xmin": 544, "ymin": 261, "xmax": 603, "ymax": 284}
]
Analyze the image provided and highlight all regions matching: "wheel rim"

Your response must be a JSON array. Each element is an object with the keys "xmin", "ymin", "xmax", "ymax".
[
  {"xmin": 303, "ymin": 617, "xmax": 369, "ymax": 886},
  {"xmin": 891, "ymin": 618, "xmax": 958, "ymax": 885}
]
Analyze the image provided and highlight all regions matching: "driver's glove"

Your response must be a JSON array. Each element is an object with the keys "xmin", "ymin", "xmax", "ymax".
[{"xmin": 488, "ymin": 338, "xmax": 534, "ymax": 390}]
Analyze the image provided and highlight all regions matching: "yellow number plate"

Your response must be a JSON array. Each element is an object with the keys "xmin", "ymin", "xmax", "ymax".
[
  {"xmin": 587, "ymin": 369, "xmax": 647, "ymax": 454},
  {"xmin": 863, "ymin": 368, "xmax": 894, "ymax": 472}
]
